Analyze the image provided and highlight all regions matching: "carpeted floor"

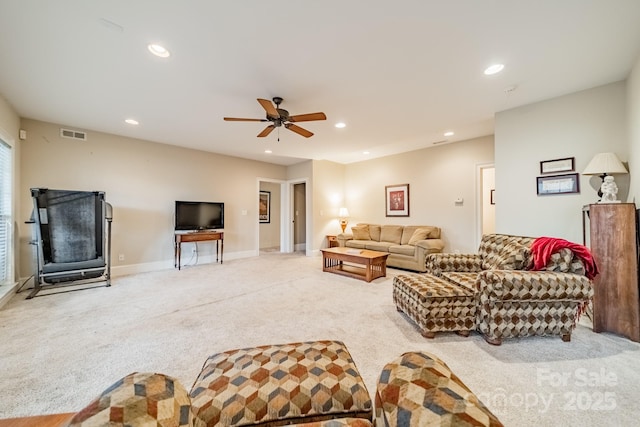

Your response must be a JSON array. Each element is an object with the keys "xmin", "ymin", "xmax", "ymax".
[{"xmin": 0, "ymin": 252, "xmax": 639, "ymax": 426}]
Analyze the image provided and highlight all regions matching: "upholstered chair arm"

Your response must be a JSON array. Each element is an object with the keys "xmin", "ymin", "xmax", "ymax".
[
  {"xmin": 476, "ymin": 270, "xmax": 594, "ymax": 301},
  {"xmin": 425, "ymin": 253, "xmax": 483, "ymax": 276},
  {"xmin": 414, "ymin": 239, "xmax": 445, "ymax": 253},
  {"xmin": 337, "ymin": 233, "xmax": 353, "ymax": 247}
]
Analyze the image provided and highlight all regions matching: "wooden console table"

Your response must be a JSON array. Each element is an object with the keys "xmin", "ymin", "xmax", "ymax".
[{"xmin": 174, "ymin": 231, "xmax": 223, "ymax": 270}]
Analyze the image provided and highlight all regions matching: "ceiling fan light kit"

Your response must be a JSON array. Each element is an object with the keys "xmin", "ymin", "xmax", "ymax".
[{"xmin": 224, "ymin": 97, "xmax": 326, "ymax": 139}]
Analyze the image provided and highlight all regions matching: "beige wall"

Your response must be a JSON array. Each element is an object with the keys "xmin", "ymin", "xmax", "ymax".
[
  {"xmin": 18, "ymin": 119, "xmax": 287, "ymax": 276},
  {"xmin": 343, "ymin": 136, "xmax": 494, "ymax": 253},
  {"xmin": 311, "ymin": 160, "xmax": 347, "ymax": 250},
  {"xmin": 628, "ymin": 55, "xmax": 640, "ymax": 203},
  {"xmin": 495, "ymin": 81, "xmax": 628, "ymax": 243},
  {"xmin": 0, "ymin": 94, "xmax": 20, "ymax": 289},
  {"xmin": 259, "ymin": 181, "xmax": 281, "ymax": 249}
]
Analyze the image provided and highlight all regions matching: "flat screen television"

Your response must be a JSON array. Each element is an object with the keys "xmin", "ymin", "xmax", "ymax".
[{"xmin": 175, "ymin": 201, "xmax": 224, "ymax": 231}]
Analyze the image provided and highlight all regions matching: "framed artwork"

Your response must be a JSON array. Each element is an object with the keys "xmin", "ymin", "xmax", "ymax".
[
  {"xmin": 385, "ymin": 184, "xmax": 410, "ymax": 217},
  {"xmin": 536, "ymin": 173, "xmax": 580, "ymax": 195},
  {"xmin": 490, "ymin": 189, "xmax": 495, "ymax": 205},
  {"xmin": 259, "ymin": 191, "xmax": 270, "ymax": 223},
  {"xmin": 540, "ymin": 157, "xmax": 575, "ymax": 174}
]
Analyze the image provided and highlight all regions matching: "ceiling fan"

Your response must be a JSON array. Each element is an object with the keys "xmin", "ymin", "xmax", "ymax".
[{"xmin": 224, "ymin": 97, "xmax": 326, "ymax": 138}]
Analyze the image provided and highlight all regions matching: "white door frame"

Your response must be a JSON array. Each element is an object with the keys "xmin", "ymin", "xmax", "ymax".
[
  {"xmin": 256, "ymin": 177, "xmax": 310, "ymax": 255},
  {"xmin": 285, "ymin": 177, "xmax": 311, "ymax": 255},
  {"xmin": 475, "ymin": 162, "xmax": 495, "ymax": 249}
]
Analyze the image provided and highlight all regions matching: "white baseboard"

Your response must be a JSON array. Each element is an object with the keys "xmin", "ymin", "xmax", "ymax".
[
  {"xmin": 111, "ymin": 249, "xmax": 257, "ymax": 277},
  {"xmin": 0, "ymin": 281, "xmax": 20, "ymax": 309}
]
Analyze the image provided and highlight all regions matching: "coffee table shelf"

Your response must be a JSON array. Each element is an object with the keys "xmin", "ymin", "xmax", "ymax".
[{"xmin": 321, "ymin": 247, "xmax": 388, "ymax": 282}]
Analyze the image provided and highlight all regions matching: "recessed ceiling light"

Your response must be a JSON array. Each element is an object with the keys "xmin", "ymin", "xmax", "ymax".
[
  {"xmin": 125, "ymin": 119, "xmax": 139, "ymax": 125},
  {"xmin": 148, "ymin": 44, "xmax": 170, "ymax": 58},
  {"xmin": 363, "ymin": 151, "xmax": 370, "ymax": 155},
  {"xmin": 484, "ymin": 64, "xmax": 504, "ymax": 75},
  {"xmin": 444, "ymin": 131, "xmax": 454, "ymax": 137},
  {"xmin": 265, "ymin": 149, "xmax": 272, "ymax": 154},
  {"xmin": 335, "ymin": 122, "xmax": 346, "ymax": 128}
]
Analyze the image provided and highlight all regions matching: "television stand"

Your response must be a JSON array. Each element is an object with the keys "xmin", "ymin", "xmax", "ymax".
[{"xmin": 174, "ymin": 231, "xmax": 224, "ymax": 270}]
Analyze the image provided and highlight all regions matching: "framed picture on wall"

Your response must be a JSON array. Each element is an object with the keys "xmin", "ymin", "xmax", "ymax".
[
  {"xmin": 385, "ymin": 184, "xmax": 410, "ymax": 217},
  {"xmin": 536, "ymin": 173, "xmax": 580, "ymax": 195},
  {"xmin": 259, "ymin": 191, "xmax": 270, "ymax": 223},
  {"xmin": 540, "ymin": 157, "xmax": 575, "ymax": 174}
]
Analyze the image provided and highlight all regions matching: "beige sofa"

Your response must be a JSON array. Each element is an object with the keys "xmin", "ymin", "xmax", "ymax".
[{"xmin": 337, "ymin": 223, "xmax": 444, "ymax": 272}]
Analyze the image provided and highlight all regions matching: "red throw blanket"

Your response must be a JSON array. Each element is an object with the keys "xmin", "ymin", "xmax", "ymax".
[{"xmin": 530, "ymin": 237, "xmax": 599, "ymax": 280}]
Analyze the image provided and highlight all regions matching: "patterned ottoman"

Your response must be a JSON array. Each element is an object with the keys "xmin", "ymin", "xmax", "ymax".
[
  {"xmin": 189, "ymin": 340, "xmax": 373, "ymax": 427},
  {"xmin": 375, "ymin": 352, "xmax": 503, "ymax": 427},
  {"xmin": 393, "ymin": 274, "xmax": 476, "ymax": 338}
]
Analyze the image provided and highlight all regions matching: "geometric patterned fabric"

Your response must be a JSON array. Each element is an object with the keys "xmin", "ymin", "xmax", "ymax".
[
  {"xmin": 476, "ymin": 270, "xmax": 593, "ymax": 343},
  {"xmin": 189, "ymin": 340, "xmax": 373, "ymax": 427},
  {"xmin": 423, "ymin": 233, "xmax": 594, "ymax": 344},
  {"xmin": 66, "ymin": 372, "xmax": 194, "ymax": 426},
  {"xmin": 393, "ymin": 274, "xmax": 477, "ymax": 337},
  {"xmin": 375, "ymin": 352, "xmax": 503, "ymax": 427}
]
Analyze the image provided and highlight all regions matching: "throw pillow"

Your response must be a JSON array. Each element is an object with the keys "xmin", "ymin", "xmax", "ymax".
[
  {"xmin": 380, "ymin": 225, "xmax": 403, "ymax": 244},
  {"xmin": 408, "ymin": 228, "xmax": 430, "ymax": 245},
  {"xmin": 489, "ymin": 241, "xmax": 530, "ymax": 270},
  {"xmin": 351, "ymin": 225, "xmax": 371, "ymax": 240}
]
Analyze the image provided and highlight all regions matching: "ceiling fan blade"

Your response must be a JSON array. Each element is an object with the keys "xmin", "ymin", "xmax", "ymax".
[
  {"xmin": 288, "ymin": 112, "xmax": 327, "ymax": 122},
  {"xmin": 257, "ymin": 125, "xmax": 276, "ymax": 137},
  {"xmin": 224, "ymin": 117, "xmax": 267, "ymax": 122},
  {"xmin": 285, "ymin": 123, "xmax": 313, "ymax": 138},
  {"xmin": 257, "ymin": 98, "xmax": 279, "ymax": 118}
]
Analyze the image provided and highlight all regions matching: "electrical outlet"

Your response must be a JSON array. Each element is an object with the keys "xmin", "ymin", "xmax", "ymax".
[{"xmin": 118, "ymin": 254, "xmax": 124, "ymax": 261}]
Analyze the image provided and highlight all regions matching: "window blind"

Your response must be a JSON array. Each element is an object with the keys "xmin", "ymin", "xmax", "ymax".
[{"xmin": 0, "ymin": 139, "xmax": 12, "ymax": 285}]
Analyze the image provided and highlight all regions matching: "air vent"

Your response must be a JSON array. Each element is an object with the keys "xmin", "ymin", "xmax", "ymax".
[
  {"xmin": 431, "ymin": 140, "xmax": 448, "ymax": 145},
  {"xmin": 60, "ymin": 128, "xmax": 87, "ymax": 141}
]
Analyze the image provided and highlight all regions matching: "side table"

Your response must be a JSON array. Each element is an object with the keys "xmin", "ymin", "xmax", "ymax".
[{"xmin": 326, "ymin": 234, "xmax": 339, "ymax": 248}]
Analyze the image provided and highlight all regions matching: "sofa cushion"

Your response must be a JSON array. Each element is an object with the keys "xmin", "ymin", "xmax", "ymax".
[
  {"xmin": 543, "ymin": 247, "xmax": 587, "ymax": 274},
  {"xmin": 351, "ymin": 225, "xmax": 371, "ymax": 241},
  {"xmin": 346, "ymin": 240, "xmax": 367, "ymax": 249},
  {"xmin": 67, "ymin": 372, "xmax": 193, "ymax": 427},
  {"xmin": 406, "ymin": 228, "xmax": 429, "ymax": 245},
  {"xmin": 376, "ymin": 351, "xmax": 503, "ymax": 427},
  {"xmin": 365, "ymin": 241, "xmax": 393, "ymax": 252},
  {"xmin": 368, "ymin": 224, "xmax": 381, "ymax": 241},
  {"xmin": 479, "ymin": 234, "xmax": 535, "ymax": 270},
  {"xmin": 389, "ymin": 245, "xmax": 415, "ymax": 256},
  {"xmin": 486, "ymin": 242, "xmax": 530, "ymax": 270},
  {"xmin": 380, "ymin": 225, "xmax": 403, "ymax": 244}
]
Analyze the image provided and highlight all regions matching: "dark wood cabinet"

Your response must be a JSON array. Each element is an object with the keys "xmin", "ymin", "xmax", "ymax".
[{"xmin": 589, "ymin": 203, "xmax": 640, "ymax": 342}]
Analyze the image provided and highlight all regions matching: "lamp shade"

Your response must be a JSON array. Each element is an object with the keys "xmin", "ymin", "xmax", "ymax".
[
  {"xmin": 583, "ymin": 152, "xmax": 628, "ymax": 175},
  {"xmin": 338, "ymin": 207, "xmax": 350, "ymax": 218}
]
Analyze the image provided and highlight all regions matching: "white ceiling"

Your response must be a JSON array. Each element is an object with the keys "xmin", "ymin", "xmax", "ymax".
[{"xmin": 1, "ymin": 1, "xmax": 640, "ymax": 166}]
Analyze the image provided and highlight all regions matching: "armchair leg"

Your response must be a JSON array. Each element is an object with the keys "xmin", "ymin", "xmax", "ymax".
[
  {"xmin": 455, "ymin": 330, "xmax": 470, "ymax": 337},
  {"xmin": 421, "ymin": 331, "xmax": 436, "ymax": 339},
  {"xmin": 483, "ymin": 335, "xmax": 502, "ymax": 346},
  {"xmin": 561, "ymin": 333, "xmax": 571, "ymax": 342}
]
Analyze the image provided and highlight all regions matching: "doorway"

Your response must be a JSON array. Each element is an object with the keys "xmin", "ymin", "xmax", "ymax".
[
  {"xmin": 293, "ymin": 183, "xmax": 306, "ymax": 252},
  {"xmin": 257, "ymin": 177, "xmax": 309, "ymax": 255},
  {"xmin": 476, "ymin": 164, "xmax": 495, "ymax": 247}
]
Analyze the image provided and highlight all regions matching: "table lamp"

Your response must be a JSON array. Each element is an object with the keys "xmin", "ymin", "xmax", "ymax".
[
  {"xmin": 582, "ymin": 152, "xmax": 628, "ymax": 203},
  {"xmin": 338, "ymin": 207, "xmax": 350, "ymax": 233}
]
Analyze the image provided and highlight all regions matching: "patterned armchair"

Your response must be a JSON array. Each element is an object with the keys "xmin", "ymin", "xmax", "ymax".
[{"xmin": 425, "ymin": 234, "xmax": 594, "ymax": 345}]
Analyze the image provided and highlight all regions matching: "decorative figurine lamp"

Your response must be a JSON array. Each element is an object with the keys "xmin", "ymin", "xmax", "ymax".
[
  {"xmin": 338, "ymin": 207, "xmax": 350, "ymax": 233},
  {"xmin": 582, "ymin": 152, "xmax": 628, "ymax": 203}
]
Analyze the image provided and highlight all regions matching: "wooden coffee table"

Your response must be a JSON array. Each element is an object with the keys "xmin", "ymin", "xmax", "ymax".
[{"xmin": 321, "ymin": 247, "xmax": 389, "ymax": 282}]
